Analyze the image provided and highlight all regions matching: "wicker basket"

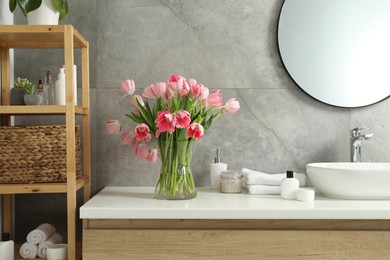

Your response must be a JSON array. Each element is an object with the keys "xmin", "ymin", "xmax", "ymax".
[{"xmin": 0, "ymin": 125, "xmax": 82, "ymax": 184}]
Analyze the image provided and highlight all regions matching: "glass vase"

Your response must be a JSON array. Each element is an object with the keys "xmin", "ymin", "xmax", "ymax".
[{"xmin": 154, "ymin": 139, "xmax": 197, "ymax": 200}]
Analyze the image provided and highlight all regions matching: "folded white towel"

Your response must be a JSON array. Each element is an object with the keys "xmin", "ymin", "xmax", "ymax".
[
  {"xmin": 19, "ymin": 242, "xmax": 38, "ymax": 259},
  {"xmin": 241, "ymin": 168, "xmax": 306, "ymax": 186},
  {"xmin": 27, "ymin": 223, "xmax": 56, "ymax": 245},
  {"xmin": 37, "ymin": 232, "xmax": 63, "ymax": 258},
  {"xmin": 247, "ymin": 184, "xmax": 281, "ymax": 195}
]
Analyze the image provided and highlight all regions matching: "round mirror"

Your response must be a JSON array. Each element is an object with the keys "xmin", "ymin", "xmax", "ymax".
[{"xmin": 278, "ymin": 0, "xmax": 390, "ymax": 107}]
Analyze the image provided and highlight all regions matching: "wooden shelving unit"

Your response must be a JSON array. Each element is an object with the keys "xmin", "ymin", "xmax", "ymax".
[{"xmin": 0, "ymin": 25, "xmax": 91, "ymax": 260}]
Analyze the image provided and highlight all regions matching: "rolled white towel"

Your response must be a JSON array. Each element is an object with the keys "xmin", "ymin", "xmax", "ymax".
[
  {"xmin": 27, "ymin": 223, "xmax": 56, "ymax": 245},
  {"xmin": 19, "ymin": 242, "xmax": 38, "ymax": 259},
  {"xmin": 241, "ymin": 168, "xmax": 306, "ymax": 186},
  {"xmin": 247, "ymin": 185, "xmax": 281, "ymax": 195},
  {"xmin": 37, "ymin": 233, "xmax": 63, "ymax": 258}
]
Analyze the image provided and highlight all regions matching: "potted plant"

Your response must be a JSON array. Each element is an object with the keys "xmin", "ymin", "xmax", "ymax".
[
  {"xmin": 18, "ymin": 78, "xmax": 42, "ymax": 105},
  {"xmin": 9, "ymin": 0, "xmax": 69, "ymax": 25},
  {"xmin": 10, "ymin": 77, "xmax": 28, "ymax": 105}
]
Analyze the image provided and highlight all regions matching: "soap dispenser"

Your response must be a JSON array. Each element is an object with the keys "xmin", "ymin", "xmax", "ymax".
[
  {"xmin": 55, "ymin": 67, "xmax": 66, "ymax": 105},
  {"xmin": 210, "ymin": 148, "xmax": 227, "ymax": 190},
  {"xmin": 0, "ymin": 233, "xmax": 14, "ymax": 260}
]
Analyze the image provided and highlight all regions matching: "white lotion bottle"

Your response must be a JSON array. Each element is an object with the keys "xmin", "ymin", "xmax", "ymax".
[
  {"xmin": 281, "ymin": 170, "xmax": 299, "ymax": 199},
  {"xmin": 55, "ymin": 67, "xmax": 66, "ymax": 105},
  {"xmin": 63, "ymin": 64, "xmax": 77, "ymax": 105},
  {"xmin": 0, "ymin": 233, "xmax": 14, "ymax": 260},
  {"xmin": 210, "ymin": 148, "xmax": 227, "ymax": 190}
]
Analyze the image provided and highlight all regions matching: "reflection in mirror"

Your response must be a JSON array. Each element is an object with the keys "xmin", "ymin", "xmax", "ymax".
[{"xmin": 278, "ymin": 0, "xmax": 390, "ymax": 107}]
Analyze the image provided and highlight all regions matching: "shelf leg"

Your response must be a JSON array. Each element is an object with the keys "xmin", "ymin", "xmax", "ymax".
[
  {"xmin": 64, "ymin": 25, "xmax": 77, "ymax": 260},
  {"xmin": 2, "ymin": 195, "xmax": 13, "ymax": 239}
]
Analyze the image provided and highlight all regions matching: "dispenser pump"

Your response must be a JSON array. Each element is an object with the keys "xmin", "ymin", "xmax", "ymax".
[
  {"xmin": 214, "ymin": 148, "xmax": 222, "ymax": 163},
  {"xmin": 210, "ymin": 148, "xmax": 228, "ymax": 190}
]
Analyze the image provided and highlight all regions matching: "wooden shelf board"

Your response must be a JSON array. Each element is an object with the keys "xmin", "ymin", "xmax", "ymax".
[
  {"xmin": 0, "ymin": 25, "xmax": 88, "ymax": 48},
  {"xmin": 0, "ymin": 176, "xmax": 89, "ymax": 194},
  {"xmin": 0, "ymin": 105, "xmax": 88, "ymax": 115}
]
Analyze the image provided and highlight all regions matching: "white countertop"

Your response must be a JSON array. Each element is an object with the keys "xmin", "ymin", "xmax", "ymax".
[{"xmin": 80, "ymin": 187, "xmax": 390, "ymax": 220}]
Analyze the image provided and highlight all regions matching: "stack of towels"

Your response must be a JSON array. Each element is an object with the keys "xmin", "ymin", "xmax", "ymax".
[
  {"xmin": 241, "ymin": 168, "xmax": 306, "ymax": 195},
  {"xmin": 19, "ymin": 223, "xmax": 63, "ymax": 259}
]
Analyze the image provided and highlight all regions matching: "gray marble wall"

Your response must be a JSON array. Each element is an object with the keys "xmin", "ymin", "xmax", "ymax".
[{"xmin": 11, "ymin": 0, "xmax": 390, "ymax": 241}]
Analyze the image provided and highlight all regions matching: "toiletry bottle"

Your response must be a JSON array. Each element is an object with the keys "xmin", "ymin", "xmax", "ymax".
[
  {"xmin": 63, "ymin": 64, "xmax": 77, "ymax": 105},
  {"xmin": 0, "ymin": 233, "xmax": 14, "ymax": 260},
  {"xmin": 36, "ymin": 79, "xmax": 47, "ymax": 105},
  {"xmin": 45, "ymin": 71, "xmax": 55, "ymax": 105},
  {"xmin": 210, "ymin": 148, "xmax": 227, "ymax": 190},
  {"xmin": 55, "ymin": 67, "xmax": 66, "ymax": 105},
  {"xmin": 281, "ymin": 170, "xmax": 299, "ymax": 200}
]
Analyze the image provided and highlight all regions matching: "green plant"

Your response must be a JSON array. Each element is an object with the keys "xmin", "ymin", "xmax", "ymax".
[
  {"xmin": 14, "ymin": 77, "xmax": 36, "ymax": 94},
  {"xmin": 9, "ymin": 0, "xmax": 69, "ymax": 21}
]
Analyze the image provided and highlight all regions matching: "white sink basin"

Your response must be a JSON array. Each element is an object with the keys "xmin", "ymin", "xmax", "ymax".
[{"xmin": 306, "ymin": 162, "xmax": 390, "ymax": 199}]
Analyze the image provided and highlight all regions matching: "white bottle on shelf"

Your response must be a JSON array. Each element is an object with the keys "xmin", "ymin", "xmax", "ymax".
[
  {"xmin": 55, "ymin": 67, "xmax": 66, "ymax": 105},
  {"xmin": 0, "ymin": 233, "xmax": 14, "ymax": 260},
  {"xmin": 210, "ymin": 148, "xmax": 228, "ymax": 190},
  {"xmin": 63, "ymin": 64, "xmax": 77, "ymax": 105}
]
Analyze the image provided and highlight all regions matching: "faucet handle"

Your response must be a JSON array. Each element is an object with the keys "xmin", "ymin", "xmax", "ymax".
[{"xmin": 351, "ymin": 127, "xmax": 365, "ymax": 137}]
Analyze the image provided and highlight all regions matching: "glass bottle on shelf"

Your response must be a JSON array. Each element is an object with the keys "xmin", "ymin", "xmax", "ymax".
[
  {"xmin": 45, "ymin": 71, "xmax": 55, "ymax": 105},
  {"xmin": 36, "ymin": 79, "xmax": 47, "ymax": 105}
]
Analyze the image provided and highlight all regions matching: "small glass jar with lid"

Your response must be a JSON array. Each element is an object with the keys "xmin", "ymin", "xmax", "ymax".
[{"xmin": 220, "ymin": 170, "xmax": 242, "ymax": 193}]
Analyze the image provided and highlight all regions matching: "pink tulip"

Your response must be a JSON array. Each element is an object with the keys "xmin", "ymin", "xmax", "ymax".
[
  {"xmin": 146, "ymin": 148, "xmax": 159, "ymax": 162},
  {"xmin": 131, "ymin": 95, "xmax": 145, "ymax": 115},
  {"xmin": 121, "ymin": 131, "xmax": 139, "ymax": 147},
  {"xmin": 200, "ymin": 86, "xmax": 209, "ymax": 100},
  {"xmin": 131, "ymin": 95, "xmax": 145, "ymax": 107},
  {"xmin": 186, "ymin": 123, "xmax": 204, "ymax": 140},
  {"xmin": 187, "ymin": 78, "xmax": 197, "ymax": 88},
  {"xmin": 179, "ymin": 80, "xmax": 190, "ymax": 97},
  {"xmin": 205, "ymin": 90, "xmax": 223, "ymax": 108},
  {"xmin": 142, "ymin": 85, "xmax": 155, "ymax": 100},
  {"xmin": 155, "ymin": 110, "xmax": 176, "ymax": 137},
  {"xmin": 175, "ymin": 110, "xmax": 191, "ymax": 129},
  {"xmin": 154, "ymin": 82, "xmax": 167, "ymax": 98},
  {"xmin": 135, "ymin": 144, "xmax": 149, "ymax": 158},
  {"xmin": 168, "ymin": 74, "xmax": 189, "ymax": 97},
  {"xmin": 168, "ymin": 74, "xmax": 185, "ymax": 83},
  {"xmin": 134, "ymin": 123, "xmax": 150, "ymax": 140},
  {"xmin": 190, "ymin": 83, "xmax": 206, "ymax": 99},
  {"xmin": 223, "ymin": 98, "xmax": 240, "ymax": 114},
  {"xmin": 169, "ymin": 79, "xmax": 190, "ymax": 97},
  {"xmin": 143, "ymin": 82, "xmax": 167, "ymax": 100},
  {"xmin": 106, "ymin": 120, "xmax": 121, "ymax": 135},
  {"xmin": 120, "ymin": 79, "xmax": 135, "ymax": 95}
]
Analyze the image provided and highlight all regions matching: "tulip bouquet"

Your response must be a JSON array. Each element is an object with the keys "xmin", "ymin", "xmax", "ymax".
[{"xmin": 106, "ymin": 74, "xmax": 240, "ymax": 199}]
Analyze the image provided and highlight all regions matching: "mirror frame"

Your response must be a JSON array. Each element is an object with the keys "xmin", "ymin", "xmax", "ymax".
[{"xmin": 276, "ymin": 0, "xmax": 390, "ymax": 108}]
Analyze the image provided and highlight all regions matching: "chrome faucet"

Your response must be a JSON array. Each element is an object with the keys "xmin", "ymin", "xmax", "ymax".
[{"xmin": 351, "ymin": 127, "xmax": 373, "ymax": 163}]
